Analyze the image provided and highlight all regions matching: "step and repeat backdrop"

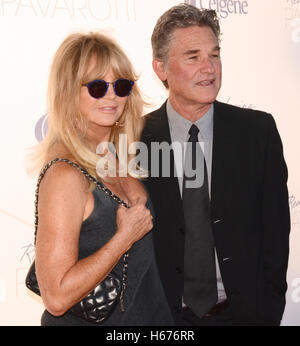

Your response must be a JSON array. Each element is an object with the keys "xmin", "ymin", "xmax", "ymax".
[{"xmin": 0, "ymin": 0, "xmax": 299, "ymax": 325}]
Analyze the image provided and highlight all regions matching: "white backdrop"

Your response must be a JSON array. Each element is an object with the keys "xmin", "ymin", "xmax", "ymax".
[{"xmin": 0, "ymin": 0, "xmax": 299, "ymax": 326}]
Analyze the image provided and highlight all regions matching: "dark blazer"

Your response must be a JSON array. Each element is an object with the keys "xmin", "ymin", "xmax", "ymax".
[{"xmin": 141, "ymin": 100, "xmax": 290, "ymax": 325}]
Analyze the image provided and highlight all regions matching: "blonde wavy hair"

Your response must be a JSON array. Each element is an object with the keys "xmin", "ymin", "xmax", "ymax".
[{"xmin": 30, "ymin": 31, "xmax": 145, "ymax": 179}]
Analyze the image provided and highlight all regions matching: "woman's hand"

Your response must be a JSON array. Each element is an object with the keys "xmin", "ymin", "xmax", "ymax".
[{"xmin": 115, "ymin": 196, "xmax": 153, "ymax": 251}]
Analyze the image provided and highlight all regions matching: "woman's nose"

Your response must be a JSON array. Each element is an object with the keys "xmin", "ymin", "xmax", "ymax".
[{"xmin": 104, "ymin": 82, "xmax": 116, "ymax": 99}]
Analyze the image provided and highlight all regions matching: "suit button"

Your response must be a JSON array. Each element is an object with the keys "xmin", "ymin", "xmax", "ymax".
[
  {"xmin": 175, "ymin": 267, "xmax": 182, "ymax": 274},
  {"xmin": 174, "ymin": 306, "xmax": 181, "ymax": 313}
]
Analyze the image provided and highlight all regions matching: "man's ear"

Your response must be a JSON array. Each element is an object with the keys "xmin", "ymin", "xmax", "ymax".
[{"xmin": 152, "ymin": 59, "xmax": 168, "ymax": 83}]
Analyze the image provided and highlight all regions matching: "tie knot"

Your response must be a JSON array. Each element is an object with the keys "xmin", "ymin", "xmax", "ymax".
[{"xmin": 188, "ymin": 124, "xmax": 199, "ymax": 141}]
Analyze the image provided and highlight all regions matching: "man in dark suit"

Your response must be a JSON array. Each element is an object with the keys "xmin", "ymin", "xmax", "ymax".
[{"xmin": 141, "ymin": 4, "xmax": 290, "ymax": 326}]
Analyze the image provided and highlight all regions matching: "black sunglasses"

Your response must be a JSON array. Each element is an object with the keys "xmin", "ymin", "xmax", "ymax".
[{"xmin": 83, "ymin": 78, "xmax": 134, "ymax": 99}]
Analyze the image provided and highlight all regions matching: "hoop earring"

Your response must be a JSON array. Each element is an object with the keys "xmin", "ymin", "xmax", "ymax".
[{"xmin": 114, "ymin": 121, "xmax": 119, "ymax": 127}]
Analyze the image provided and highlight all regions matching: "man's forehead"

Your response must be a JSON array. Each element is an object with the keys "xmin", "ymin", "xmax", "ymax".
[{"xmin": 170, "ymin": 26, "xmax": 219, "ymax": 49}]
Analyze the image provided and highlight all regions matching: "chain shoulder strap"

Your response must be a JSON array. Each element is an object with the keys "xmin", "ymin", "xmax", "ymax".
[{"xmin": 34, "ymin": 158, "xmax": 129, "ymax": 312}]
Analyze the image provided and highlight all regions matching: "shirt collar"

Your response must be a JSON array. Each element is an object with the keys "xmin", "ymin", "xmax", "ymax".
[{"xmin": 167, "ymin": 100, "xmax": 214, "ymax": 142}]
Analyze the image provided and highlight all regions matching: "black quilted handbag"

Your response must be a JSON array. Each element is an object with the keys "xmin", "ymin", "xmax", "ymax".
[{"xmin": 25, "ymin": 158, "xmax": 130, "ymax": 324}]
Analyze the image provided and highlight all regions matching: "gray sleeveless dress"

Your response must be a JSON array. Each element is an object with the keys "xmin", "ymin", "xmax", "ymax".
[{"xmin": 41, "ymin": 183, "xmax": 174, "ymax": 326}]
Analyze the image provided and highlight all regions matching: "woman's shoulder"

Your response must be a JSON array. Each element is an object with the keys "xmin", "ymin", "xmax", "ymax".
[{"xmin": 38, "ymin": 158, "xmax": 90, "ymax": 196}]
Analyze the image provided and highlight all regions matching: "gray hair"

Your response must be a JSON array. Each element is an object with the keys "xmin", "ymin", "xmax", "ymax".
[{"xmin": 151, "ymin": 4, "xmax": 221, "ymax": 63}]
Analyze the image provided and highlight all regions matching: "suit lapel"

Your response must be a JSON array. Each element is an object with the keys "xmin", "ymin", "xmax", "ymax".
[
  {"xmin": 147, "ymin": 102, "xmax": 172, "ymax": 143},
  {"xmin": 146, "ymin": 101, "xmax": 184, "ymax": 224},
  {"xmin": 211, "ymin": 101, "xmax": 233, "ymax": 222}
]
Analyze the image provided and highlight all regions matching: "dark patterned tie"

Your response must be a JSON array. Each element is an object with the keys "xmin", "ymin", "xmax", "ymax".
[{"xmin": 182, "ymin": 124, "xmax": 218, "ymax": 318}]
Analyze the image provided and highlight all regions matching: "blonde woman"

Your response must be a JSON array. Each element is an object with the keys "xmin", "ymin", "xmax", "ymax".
[{"xmin": 31, "ymin": 32, "xmax": 173, "ymax": 326}]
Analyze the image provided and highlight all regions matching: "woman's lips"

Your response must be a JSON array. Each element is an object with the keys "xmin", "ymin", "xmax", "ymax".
[{"xmin": 99, "ymin": 106, "xmax": 118, "ymax": 113}]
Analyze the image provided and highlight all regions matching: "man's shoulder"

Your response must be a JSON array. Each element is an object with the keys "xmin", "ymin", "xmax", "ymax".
[
  {"xmin": 144, "ymin": 100, "xmax": 273, "ymax": 122},
  {"xmin": 215, "ymin": 101, "xmax": 273, "ymax": 126},
  {"xmin": 144, "ymin": 102, "xmax": 167, "ymax": 121},
  {"xmin": 142, "ymin": 102, "xmax": 168, "ymax": 138},
  {"xmin": 141, "ymin": 100, "xmax": 275, "ymax": 139},
  {"xmin": 214, "ymin": 101, "xmax": 277, "ymax": 138}
]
